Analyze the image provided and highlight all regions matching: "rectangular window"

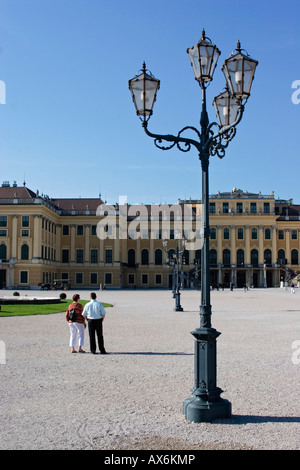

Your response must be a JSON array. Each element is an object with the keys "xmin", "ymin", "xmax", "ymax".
[
  {"xmin": 237, "ymin": 227, "xmax": 244, "ymax": 240},
  {"xmin": 0, "ymin": 216, "xmax": 7, "ymax": 227},
  {"xmin": 77, "ymin": 225, "xmax": 83, "ymax": 235},
  {"xmin": 128, "ymin": 274, "xmax": 135, "ymax": 285},
  {"xmin": 155, "ymin": 274, "xmax": 162, "ymax": 285},
  {"xmin": 223, "ymin": 203, "xmax": 229, "ymax": 213},
  {"xmin": 22, "ymin": 216, "xmax": 29, "ymax": 227},
  {"xmin": 21, "ymin": 230, "xmax": 29, "ymax": 237},
  {"xmin": 236, "ymin": 202, "xmax": 243, "ymax": 213},
  {"xmin": 20, "ymin": 271, "xmax": 28, "ymax": 284},
  {"xmin": 142, "ymin": 274, "xmax": 148, "ymax": 285},
  {"xmin": 76, "ymin": 249, "xmax": 83, "ymax": 263},
  {"xmin": 210, "ymin": 228, "xmax": 216, "ymax": 239},
  {"xmin": 0, "ymin": 230, "xmax": 7, "ymax": 237},
  {"xmin": 76, "ymin": 273, "xmax": 83, "ymax": 284},
  {"xmin": 61, "ymin": 272, "xmax": 69, "ymax": 280},
  {"xmin": 91, "ymin": 249, "xmax": 98, "ymax": 263},
  {"xmin": 105, "ymin": 273, "xmax": 112, "ymax": 284},
  {"xmin": 265, "ymin": 228, "xmax": 271, "ymax": 240},
  {"xmin": 62, "ymin": 249, "xmax": 69, "ymax": 263},
  {"xmin": 91, "ymin": 273, "xmax": 98, "ymax": 284},
  {"xmin": 91, "ymin": 225, "xmax": 97, "ymax": 236},
  {"xmin": 62, "ymin": 225, "xmax": 69, "ymax": 235},
  {"xmin": 278, "ymin": 230, "xmax": 284, "ymax": 240},
  {"xmin": 223, "ymin": 227, "xmax": 230, "ymax": 239},
  {"xmin": 250, "ymin": 203, "xmax": 257, "ymax": 213},
  {"xmin": 105, "ymin": 249, "xmax": 113, "ymax": 263},
  {"xmin": 209, "ymin": 202, "xmax": 216, "ymax": 213},
  {"xmin": 251, "ymin": 228, "xmax": 258, "ymax": 239},
  {"xmin": 264, "ymin": 202, "xmax": 270, "ymax": 213},
  {"xmin": 291, "ymin": 230, "xmax": 297, "ymax": 240}
]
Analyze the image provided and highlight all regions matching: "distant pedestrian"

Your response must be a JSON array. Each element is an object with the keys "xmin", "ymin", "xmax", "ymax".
[
  {"xmin": 66, "ymin": 294, "xmax": 86, "ymax": 353},
  {"xmin": 82, "ymin": 292, "xmax": 107, "ymax": 354},
  {"xmin": 291, "ymin": 283, "xmax": 295, "ymax": 294}
]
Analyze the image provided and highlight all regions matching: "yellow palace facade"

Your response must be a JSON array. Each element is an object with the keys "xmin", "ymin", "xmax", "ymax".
[{"xmin": 0, "ymin": 182, "xmax": 299, "ymax": 290}]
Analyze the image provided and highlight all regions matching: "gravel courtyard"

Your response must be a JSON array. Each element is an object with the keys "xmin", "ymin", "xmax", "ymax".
[{"xmin": 0, "ymin": 287, "xmax": 299, "ymax": 450}]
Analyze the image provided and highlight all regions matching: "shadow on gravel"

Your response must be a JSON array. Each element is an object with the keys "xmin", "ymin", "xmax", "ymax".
[
  {"xmin": 228, "ymin": 415, "xmax": 300, "ymax": 424},
  {"xmin": 109, "ymin": 352, "xmax": 193, "ymax": 356}
]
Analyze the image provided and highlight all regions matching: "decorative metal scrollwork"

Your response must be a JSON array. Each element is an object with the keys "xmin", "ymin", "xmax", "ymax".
[
  {"xmin": 207, "ymin": 123, "xmax": 237, "ymax": 159},
  {"xmin": 150, "ymin": 125, "xmax": 202, "ymax": 153},
  {"xmin": 176, "ymin": 126, "xmax": 201, "ymax": 153},
  {"xmin": 154, "ymin": 139, "xmax": 176, "ymax": 151}
]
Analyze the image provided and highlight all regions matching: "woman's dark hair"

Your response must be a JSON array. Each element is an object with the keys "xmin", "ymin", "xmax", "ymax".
[{"xmin": 73, "ymin": 294, "xmax": 80, "ymax": 302}]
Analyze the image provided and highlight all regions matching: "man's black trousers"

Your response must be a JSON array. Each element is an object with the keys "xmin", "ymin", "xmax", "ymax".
[{"xmin": 87, "ymin": 318, "xmax": 105, "ymax": 353}]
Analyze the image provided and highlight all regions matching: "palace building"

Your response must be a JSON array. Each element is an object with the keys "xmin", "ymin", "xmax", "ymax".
[{"xmin": 0, "ymin": 181, "xmax": 299, "ymax": 290}]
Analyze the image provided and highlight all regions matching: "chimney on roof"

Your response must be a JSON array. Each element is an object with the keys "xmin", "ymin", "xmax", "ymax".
[{"xmin": 2, "ymin": 181, "xmax": 10, "ymax": 187}]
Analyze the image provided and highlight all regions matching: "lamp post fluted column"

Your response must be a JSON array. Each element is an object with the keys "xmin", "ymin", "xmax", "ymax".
[{"xmin": 129, "ymin": 30, "xmax": 258, "ymax": 422}]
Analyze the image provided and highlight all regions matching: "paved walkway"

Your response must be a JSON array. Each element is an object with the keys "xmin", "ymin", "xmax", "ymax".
[{"xmin": 0, "ymin": 287, "xmax": 299, "ymax": 450}]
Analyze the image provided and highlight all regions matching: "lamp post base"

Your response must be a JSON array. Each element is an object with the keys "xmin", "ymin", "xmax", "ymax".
[
  {"xmin": 183, "ymin": 326, "xmax": 231, "ymax": 423},
  {"xmin": 174, "ymin": 293, "xmax": 183, "ymax": 311},
  {"xmin": 183, "ymin": 393, "xmax": 231, "ymax": 423}
]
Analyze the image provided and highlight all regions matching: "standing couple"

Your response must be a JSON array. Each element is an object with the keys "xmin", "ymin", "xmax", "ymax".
[{"xmin": 66, "ymin": 292, "xmax": 107, "ymax": 354}]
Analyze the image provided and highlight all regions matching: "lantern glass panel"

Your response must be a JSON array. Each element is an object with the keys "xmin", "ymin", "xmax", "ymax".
[
  {"xmin": 129, "ymin": 66, "xmax": 160, "ymax": 118},
  {"xmin": 222, "ymin": 50, "xmax": 258, "ymax": 100},
  {"xmin": 213, "ymin": 90, "xmax": 239, "ymax": 128},
  {"xmin": 187, "ymin": 36, "xmax": 221, "ymax": 83}
]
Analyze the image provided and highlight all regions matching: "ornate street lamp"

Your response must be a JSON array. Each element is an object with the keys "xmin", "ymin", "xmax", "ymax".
[
  {"xmin": 129, "ymin": 30, "xmax": 258, "ymax": 423},
  {"xmin": 163, "ymin": 238, "xmax": 185, "ymax": 311}
]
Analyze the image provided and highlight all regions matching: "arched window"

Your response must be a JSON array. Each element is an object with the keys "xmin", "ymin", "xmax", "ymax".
[
  {"xmin": 237, "ymin": 249, "xmax": 244, "ymax": 266},
  {"xmin": 209, "ymin": 249, "xmax": 217, "ymax": 266},
  {"xmin": 223, "ymin": 249, "xmax": 230, "ymax": 266},
  {"xmin": 291, "ymin": 249, "xmax": 298, "ymax": 265},
  {"xmin": 264, "ymin": 249, "xmax": 272, "ymax": 265},
  {"xmin": 251, "ymin": 249, "xmax": 258, "ymax": 266},
  {"xmin": 128, "ymin": 249, "xmax": 136, "ymax": 267},
  {"xmin": 0, "ymin": 244, "xmax": 7, "ymax": 260},
  {"xmin": 141, "ymin": 249, "xmax": 149, "ymax": 265},
  {"xmin": 278, "ymin": 249, "xmax": 285, "ymax": 264},
  {"xmin": 155, "ymin": 249, "xmax": 162, "ymax": 265},
  {"xmin": 21, "ymin": 244, "xmax": 29, "ymax": 260}
]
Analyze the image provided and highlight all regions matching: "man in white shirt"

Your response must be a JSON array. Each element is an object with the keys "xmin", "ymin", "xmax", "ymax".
[{"xmin": 83, "ymin": 292, "xmax": 107, "ymax": 354}]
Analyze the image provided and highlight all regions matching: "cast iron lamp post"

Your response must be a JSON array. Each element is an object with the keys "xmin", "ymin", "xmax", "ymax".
[
  {"xmin": 129, "ymin": 30, "xmax": 258, "ymax": 422},
  {"xmin": 163, "ymin": 238, "xmax": 186, "ymax": 311}
]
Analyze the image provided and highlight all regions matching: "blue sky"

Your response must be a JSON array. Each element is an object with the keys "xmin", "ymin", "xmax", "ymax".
[{"xmin": 0, "ymin": 0, "xmax": 300, "ymax": 204}]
